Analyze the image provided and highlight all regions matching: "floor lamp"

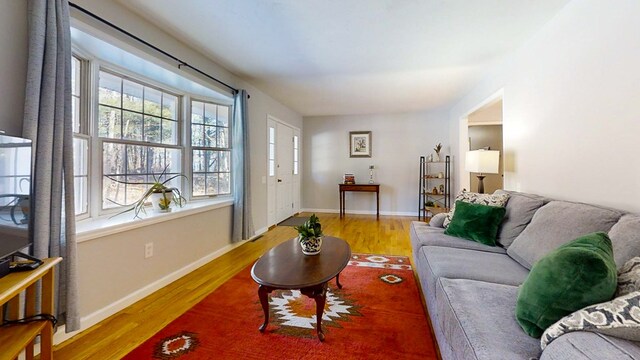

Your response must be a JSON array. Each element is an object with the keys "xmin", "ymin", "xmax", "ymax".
[{"xmin": 466, "ymin": 149, "xmax": 500, "ymax": 194}]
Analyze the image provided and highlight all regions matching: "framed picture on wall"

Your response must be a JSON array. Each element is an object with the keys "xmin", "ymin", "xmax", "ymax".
[{"xmin": 349, "ymin": 131, "xmax": 372, "ymax": 158}]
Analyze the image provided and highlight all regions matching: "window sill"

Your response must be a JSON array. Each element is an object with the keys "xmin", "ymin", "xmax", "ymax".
[{"xmin": 76, "ymin": 198, "xmax": 234, "ymax": 243}]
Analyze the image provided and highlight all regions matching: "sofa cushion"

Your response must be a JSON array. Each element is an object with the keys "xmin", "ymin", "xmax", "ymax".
[
  {"xmin": 410, "ymin": 221, "xmax": 507, "ymax": 255},
  {"xmin": 435, "ymin": 278, "xmax": 541, "ymax": 360},
  {"xmin": 507, "ymin": 201, "xmax": 622, "ymax": 269},
  {"xmin": 442, "ymin": 190, "xmax": 510, "ymax": 227},
  {"xmin": 419, "ymin": 246, "xmax": 529, "ymax": 310},
  {"xmin": 494, "ymin": 190, "xmax": 546, "ymax": 248},
  {"xmin": 540, "ymin": 332, "xmax": 640, "ymax": 360},
  {"xmin": 516, "ymin": 232, "xmax": 618, "ymax": 338},
  {"xmin": 608, "ymin": 215, "xmax": 640, "ymax": 268},
  {"xmin": 444, "ymin": 201, "xmax": 506, "ymax": 246}
]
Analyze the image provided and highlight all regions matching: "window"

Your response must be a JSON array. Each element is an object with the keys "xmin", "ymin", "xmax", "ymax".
[
  {"xmin": 71, "ymin": 56, "xmax": 89, "ymax": 216},
  {"xmin": 70, "ymin": 41, "xmax": 234, "ymax": 221},
  {"xmin": 191, "ymin": 100, "xmax": 231, "ymax": 197},
  {"xmin": 98, "ymin": 70, "xmax": 182, "ymax": 209},
  {"xmin": 293, "ymin": 135, "xmax": 299, "ymax": 175},
  {"xmin": 268, "ymin": 126, "xmax": 275, "ymax": 177}
]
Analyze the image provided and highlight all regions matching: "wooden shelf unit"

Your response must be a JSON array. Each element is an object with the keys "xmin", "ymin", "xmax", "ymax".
[{"xmin": 0, "ymin": 257, "xmax": 61, "ymax": 360}]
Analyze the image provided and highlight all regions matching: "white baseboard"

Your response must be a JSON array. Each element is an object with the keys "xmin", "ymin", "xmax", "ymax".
[
  {"xmin": 302, "ymin": 208, "xmax": 418, "ymax": 217},
  {"xmin": 53, "ymin": 239, "xmax": 250, "ymax": 346},
  {"xmin": 252, "ymin": 226, "xmax": 268, "ymax": 238}
]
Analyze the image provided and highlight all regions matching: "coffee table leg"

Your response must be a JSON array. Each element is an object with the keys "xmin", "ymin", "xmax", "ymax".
[
  {"xmin": 315, "ymin": 285, "xmax": 327, "ymax": 342},
  {"xmin": 336, "ymin": 273, "xmax": 343, "ymax": 289},
  {"xmin": 258, "ymin": 285, "xmax": 270, "ymax": 332}
]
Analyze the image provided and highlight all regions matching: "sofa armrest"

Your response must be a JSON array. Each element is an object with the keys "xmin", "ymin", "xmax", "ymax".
[
  {"xmin": 541, "ymin": 332, "xmax": 640, "ymax": 360},
  {"xmin": 429, "ymin": 213, "xmax": 447, "ymax": 228}
]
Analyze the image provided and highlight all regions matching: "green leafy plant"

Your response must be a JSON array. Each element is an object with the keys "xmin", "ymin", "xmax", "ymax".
[
  {"xmin": 294, "ymin": 214, "xmax": 323, "ymax": 239},
  {"xmin": 107, "ymin": 165, "xmax": 187, "ymax": 219}
]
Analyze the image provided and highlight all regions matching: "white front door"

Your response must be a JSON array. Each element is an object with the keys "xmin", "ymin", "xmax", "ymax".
[{"xmin": 276, "ymin": 122, "xmax": 294, "ymax": 223}]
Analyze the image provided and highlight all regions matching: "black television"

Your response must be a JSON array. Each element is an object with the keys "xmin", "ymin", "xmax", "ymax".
[{"xmin": 0, "ymin": 134, "xmax": 33, "ymax": 274}]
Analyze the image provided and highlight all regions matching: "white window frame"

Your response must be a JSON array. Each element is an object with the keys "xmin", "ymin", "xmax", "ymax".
[
  {"xmin": 71, "ymin": 49, "xmax": 234, "ymax": 220},
  {"xmin": 72, "ymin": 53, "xmax": 91, "ymax": 220},
  {"xmin": 189, "ymin": 98, "xmax": 233, "ymax": 198}
]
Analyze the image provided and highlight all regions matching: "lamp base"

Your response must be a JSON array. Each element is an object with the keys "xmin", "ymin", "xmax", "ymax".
[{"xmin": 476, "ymin": 175, "xmax": 486, "ymax": 194}]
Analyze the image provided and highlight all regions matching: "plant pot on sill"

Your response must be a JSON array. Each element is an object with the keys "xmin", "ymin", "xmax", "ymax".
[
  {"xmin": 299, "ymin": 235, "xmax": 323, "ymax": 256},
  {"xmin": 150, "ymin": 189, "xmax": 175, "ymax": 213}
]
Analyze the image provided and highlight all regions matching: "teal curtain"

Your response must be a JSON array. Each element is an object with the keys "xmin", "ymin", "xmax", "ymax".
[{"xmin": 231, "ymin": 90, "xmax": 254, "ymax": 241}]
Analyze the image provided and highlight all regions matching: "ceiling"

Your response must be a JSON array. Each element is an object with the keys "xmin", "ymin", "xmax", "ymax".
[{"xmin": 117, "ymin": 0, "xmax": 570, "ymax": 116}]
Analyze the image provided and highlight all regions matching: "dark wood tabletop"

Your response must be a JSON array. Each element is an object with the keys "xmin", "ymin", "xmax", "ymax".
[{"xmin": 251, "ymin": 236, "xmax": 352, "ymax": 289}]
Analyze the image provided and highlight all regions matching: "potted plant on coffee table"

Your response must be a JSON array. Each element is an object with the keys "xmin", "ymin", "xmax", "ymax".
[
  {"xmin": 294, "ymin": 214, "xmax": 324, "ymax": 255},
  {"xmin": 107, "ymin": 165, "xmax": 187, "ymax": 219}
]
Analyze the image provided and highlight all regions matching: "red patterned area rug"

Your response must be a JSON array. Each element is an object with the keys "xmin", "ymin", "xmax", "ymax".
[{"xmin": 124, "ymin": 254, "xmax": 437, "ymax": 359}]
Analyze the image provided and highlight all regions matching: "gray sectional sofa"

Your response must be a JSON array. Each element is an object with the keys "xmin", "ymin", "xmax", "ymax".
[{"xmin": 411, "ymin": 190, "xmax": 640, "ymax": 360}]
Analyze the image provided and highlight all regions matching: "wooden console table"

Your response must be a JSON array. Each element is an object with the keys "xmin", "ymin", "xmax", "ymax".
[
  {"xmin": 0, "ymin": 257, "xmax": 62, "ymax": 360},
  {"xmin": 339, "ymin": 183, "xmax": 380, "ymax": 219}
]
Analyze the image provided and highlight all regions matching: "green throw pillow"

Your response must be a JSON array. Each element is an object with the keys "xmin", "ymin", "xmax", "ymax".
[
  {"xmin": 515, "ymin": 232, "xmax": 618, "ymax": 338},
  {"xmin": 443, "ymin": 200, "xmax": 506, "ymax": 246}
]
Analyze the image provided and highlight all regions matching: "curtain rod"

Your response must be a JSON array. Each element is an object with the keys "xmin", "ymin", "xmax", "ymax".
[{"xmin": 69, "ymin": 2, "xmax": 242, "ymax": 96}]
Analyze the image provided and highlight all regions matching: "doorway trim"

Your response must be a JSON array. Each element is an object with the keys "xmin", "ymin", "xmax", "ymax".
[
  {"xmin": 266, "ymin": 114, "xmax": 302, "ymax": 227},
  {"xmin": 457, "ymin": 88, "xmax": 504, "ymax": 193}
]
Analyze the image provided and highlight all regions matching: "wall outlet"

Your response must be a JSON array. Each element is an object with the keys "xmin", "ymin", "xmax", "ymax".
[{"xmin": 144, "ymin": 242, "xmax": 154, "ymax": 258}]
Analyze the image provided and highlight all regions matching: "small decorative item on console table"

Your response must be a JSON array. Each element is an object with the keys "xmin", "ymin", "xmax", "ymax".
[{"xmin": 343, "ymin": 173, "xmax": 355, "ymax": 184}]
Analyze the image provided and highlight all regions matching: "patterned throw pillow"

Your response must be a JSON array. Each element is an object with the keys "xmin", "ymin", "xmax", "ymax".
[
  {"xmin": 540, "ymin": 257, "xmax": 640, "ymax": 350},
  {"xmin": 442, "ymin": 191, "xmax": 510, "ymax": 228},
  {"xmin": 540, "ymin": 291, "xmax": 640, "ymax": 349},
  {"xmin": 617, "ymin": 257, "xmax": 640, "ymax": 297}
]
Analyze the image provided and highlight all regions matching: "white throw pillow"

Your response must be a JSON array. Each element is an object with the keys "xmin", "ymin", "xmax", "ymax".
[{"xmin": 442, "ymin": 191, "xmax": 510, "ymax": 228}]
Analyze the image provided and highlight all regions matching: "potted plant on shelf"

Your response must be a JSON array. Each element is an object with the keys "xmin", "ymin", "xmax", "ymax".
[
  {"xmin": 107, "ymin": 165, "xmax": 187, "ymax": 219},
  {"xmin": 433, "ymin": 143, "xmax": 443, "ymax": 162},
  {"xmin": 294, "ymin": 214, "xmax": 324, "ymax": 255}
]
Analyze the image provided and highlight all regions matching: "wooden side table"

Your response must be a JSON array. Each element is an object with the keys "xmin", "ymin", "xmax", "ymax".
[
  {"xmin": 339, "ymin": 183, "xmax": 380, "ymax": 219},
  {"xmin": 0, "ymin": 257, "xmax": 62, "ymax": 360}
]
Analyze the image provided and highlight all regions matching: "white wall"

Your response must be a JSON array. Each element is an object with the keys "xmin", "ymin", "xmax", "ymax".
[
  {"xmin": 449, "ymin": 0, "xmax": 640, "ymax": 213},
  {"xmin": 0, "ymin": 0, "xmax": 301, "ymax": 337},
  {"xmin": 0, "ymin": 1, "xmax": 28, "ymax": 136},
  {"xmin": 303, "ymin": 111, "xmax": 449, "ymax": 215},
  {"xmin": 240, "ymin": 81, "xmax": 303, "ymax": 228},
  {"xmin": 77, "ymin": 206, "xmax": 231, "ymax": 317}
]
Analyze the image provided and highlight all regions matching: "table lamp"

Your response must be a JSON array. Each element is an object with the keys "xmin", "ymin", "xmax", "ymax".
[{"xmin": 465, "ymin": 149, "xmax": 500, "ymax": 194}]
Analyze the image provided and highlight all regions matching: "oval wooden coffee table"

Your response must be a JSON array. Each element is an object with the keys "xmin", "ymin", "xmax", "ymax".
[{"xmin": 251, "ymin": 236, "xmax": 351, "ymax": 341}]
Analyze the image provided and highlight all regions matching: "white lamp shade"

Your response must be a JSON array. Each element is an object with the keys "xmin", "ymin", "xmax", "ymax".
[{"xmin": 465, "ymin": 150, "xmax": 500, "ymax": 174}]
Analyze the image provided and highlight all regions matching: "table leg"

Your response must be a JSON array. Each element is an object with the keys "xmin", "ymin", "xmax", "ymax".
[
  {"xmin": 258, "ymin": 285, "xmax": 271, "ymax": 332},
  {"xmin": 339, "ymin": 189, "xmax": 343, "ymax": 218},
  {"xmin": 315, "ymin": 285, "xmax": 327, "ymax": 342},
  {"xmin": 336, "ymin": 273, "xmax": 343, "ymax": 289},
  {"xmin": 376, "ymin": 189, "xmax": 380, "ymax": 219},
  {"xmin": 301, "ymin": 283, "xmax": 328, "ymax": 341}
]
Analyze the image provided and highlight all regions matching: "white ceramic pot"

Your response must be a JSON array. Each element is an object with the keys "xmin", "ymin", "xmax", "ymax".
[
  {"xmin": 299, "ymin": 236, "xmax": 323, "ymax": 255},
  {"xmin": 150, "ymin": 190, "xmax": 174, "ymax": 212}
]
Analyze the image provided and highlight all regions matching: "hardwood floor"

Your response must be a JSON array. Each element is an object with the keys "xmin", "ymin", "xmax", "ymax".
[{"xmin": 53, "ymin": 212, "xmax": 418, "ymax": 359}]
